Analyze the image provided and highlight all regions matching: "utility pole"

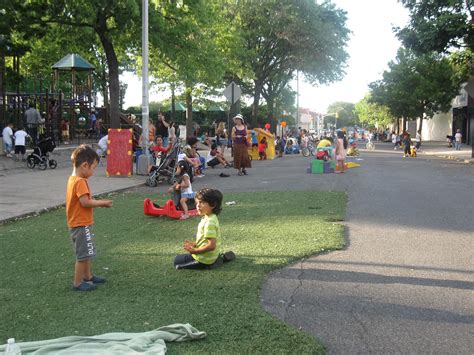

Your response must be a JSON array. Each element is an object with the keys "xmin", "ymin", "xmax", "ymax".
[
  {"xmin": 141, "ymin": 0, "xmax": 149, "ymax": 156},
  {"xmin": 296, "ymin": 70, "xmax": 300, "ymax": 127}
]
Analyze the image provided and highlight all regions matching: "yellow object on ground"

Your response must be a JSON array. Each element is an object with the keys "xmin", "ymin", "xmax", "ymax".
[
  {"xmin": 335, "ymin": 161, "xmax": 361, "ymax": 170},
  {"xmin": 317, "ymin": 139, "xmax": 332, "ymax": 148},
  {"xmin": 248, "ymin": 128, "xmax": 275, "ymax": 160}
]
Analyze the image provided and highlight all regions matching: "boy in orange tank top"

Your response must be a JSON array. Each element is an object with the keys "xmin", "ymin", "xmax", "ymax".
[{"xmin": 66, "ymin": 145, "xmax": 113, "ymax": 291}]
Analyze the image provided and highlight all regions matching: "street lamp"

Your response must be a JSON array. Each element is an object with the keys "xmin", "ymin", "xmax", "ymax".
[{"xmin": 141, "ymin": 0, "xmax": 149, "ymax": 156}]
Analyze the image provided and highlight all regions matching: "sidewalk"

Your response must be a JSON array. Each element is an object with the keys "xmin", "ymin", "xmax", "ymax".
[
  {"xmin": 411, "ymin": 141, "xmax": 473, "ymax": 163},
  {"xmin": 0, "ymin": 145, "xmax": 145, "ymax": 223}
]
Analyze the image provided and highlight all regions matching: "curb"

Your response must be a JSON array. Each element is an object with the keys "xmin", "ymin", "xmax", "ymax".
[{"xmin": 0, "ymin": 182, "xmax": 145, "ymax": 225}]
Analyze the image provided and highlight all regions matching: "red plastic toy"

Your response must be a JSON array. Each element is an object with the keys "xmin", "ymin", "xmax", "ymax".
[{"xmin": 143, "ymin": 198, "xmax": 199, "ymax": 219}]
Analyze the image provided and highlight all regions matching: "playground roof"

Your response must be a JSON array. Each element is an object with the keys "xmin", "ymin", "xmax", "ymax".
[
  {"xmin": 52, "ymin": 53, "xmax": 95, "ymax": 71},
  {"xmin": 207, "ymin": 103, "xmax": 225, "ymax": 112}
]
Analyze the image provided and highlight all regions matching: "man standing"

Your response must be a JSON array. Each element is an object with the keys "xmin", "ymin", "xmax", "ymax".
[
  {"xmin": 89, "ymin": 109, "xmax": 97, "ymax": 137},
  {"xmin": 156, "ymin": 112, "xmax": 170, "ymax": 146},
  {"xmin": 25, "ymin": 103, "xmax": 42, "ymax": 145},
  {"xmin": 2, "ymin": 122, "xmax": 14, "ymax": 157},
  {"xmin": 454, "ymin": 129, "xmax": 462, "ymax": 150}
]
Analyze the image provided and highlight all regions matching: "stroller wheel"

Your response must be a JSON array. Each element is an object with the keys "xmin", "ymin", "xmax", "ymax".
[
  {"xmin": 49, "ymin": 159, "xmax": 58, "ymax": 169},
  {"xmin": 301, "ymin": 147, "xmax": 310, "ymax": 157},
  {"xmin": 26, "ymin": 156, "xmax": 36, "ymax": 169},
  {"xmin": 38, "ymin": 158, "xmax": 48, "ymax": 170},
  {"xmin": 146, "ymin": 177, "xmax": 157, "ymax": 187}
]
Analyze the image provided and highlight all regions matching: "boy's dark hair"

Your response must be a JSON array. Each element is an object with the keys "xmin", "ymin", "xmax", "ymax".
[
  {"xmin": 177, "ymin": 160, "xmax": 193, "ymax": 182},
  {"xmin": 211, "ymin": 143, "xmax": 217, "ymax": 150},
  {"xmin": 195, "ymin": 188, "xmax": 223, "ymax": 215},
  {"xmin": 71, "ymin": 144, "xmax": 99, "ymax": 168}
]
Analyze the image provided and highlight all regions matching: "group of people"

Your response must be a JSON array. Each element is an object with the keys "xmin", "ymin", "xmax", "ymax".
[
  {"xmin": 2, "ymin": 122, "xmax": 31, "ymax": 161},
  {"xmin": 391, "ymin": 130, "xmax": 422, "ymax": 157},
  {"xmin": 447, "ymin": 129, "xmax": 463, "ymax": 150}
]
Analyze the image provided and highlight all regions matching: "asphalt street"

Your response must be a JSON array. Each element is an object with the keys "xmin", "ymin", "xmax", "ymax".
[{"xmin": 260, "ymin": 146, "xmax": 474, "ymax": 354}]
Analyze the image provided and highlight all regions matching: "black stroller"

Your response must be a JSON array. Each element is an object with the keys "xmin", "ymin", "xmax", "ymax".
[
  {"xmin": 145, "ymin": 141, "xmax": 182, "ymax": 187},
  {"xmin": 26, "ymin": 136, "xmax": 57, "ymax": 170}
]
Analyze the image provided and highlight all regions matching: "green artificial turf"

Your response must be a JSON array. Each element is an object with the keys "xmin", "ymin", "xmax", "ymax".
[{"xmin": 0, "ymin": 190, "xmax": 346, "ymax": 354}]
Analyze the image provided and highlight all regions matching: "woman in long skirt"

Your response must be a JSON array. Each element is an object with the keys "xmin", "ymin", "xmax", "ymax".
[{"xmin": 231, "ymin": 114, "xmax": 251, "ymax": 176}]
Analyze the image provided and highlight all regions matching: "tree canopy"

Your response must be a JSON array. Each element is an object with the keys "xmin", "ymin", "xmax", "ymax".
[
  {"xmin": 354, "ymin": 94, "xmax": 395, "ymax": 128},
  {"xmin": 369, "ymin": 48, "xmax": 464, "ymax": 131},
  {"xmin": 397, "ymin": 0, "xmax": 474, "ymax": 54},
  {"xmin": 2, "ymin": 0, "xmax": 351, "ymax": 132},
  {"xmin": 325, "ymin": 101, "xmax": 357, "ymax": 129}
]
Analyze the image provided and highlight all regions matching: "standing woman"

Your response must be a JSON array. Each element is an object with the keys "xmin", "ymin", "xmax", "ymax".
[
  {"xmin": 231, "ymin": 114, "xmax": 251, "ymax": 176},
  {"xmin": 168, "ymin": 121, "xmax": 176, "ymax": 145},
  {"xmin": 216, "ymin": 122, "xmax": 227, "ymax": 153}
]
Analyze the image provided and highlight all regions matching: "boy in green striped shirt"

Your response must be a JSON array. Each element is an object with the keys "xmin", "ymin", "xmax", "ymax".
[{"xmin": 174, "ymin": 189, "xmax": 223, "ymax": 270}]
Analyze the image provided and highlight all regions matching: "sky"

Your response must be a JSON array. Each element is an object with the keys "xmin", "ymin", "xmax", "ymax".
[{"xmin": 122, "ymin": 0, "xmax": 410, "ymax": 114}]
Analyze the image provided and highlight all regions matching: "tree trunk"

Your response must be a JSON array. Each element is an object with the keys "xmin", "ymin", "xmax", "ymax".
[
  {"xmin": 252, "ymin": 80, "xmax": 263, "ymax": 125},
  {"xmin": 171, "ymin": 83, "xmax": 176, "ymax": 122},
  {"xmin": 0, "ymin": 46, "xmax": 5, "ymax": 125},
  {"xmin": 418, "ymin": 116, "xmax": 424, "ymax": 132},
  {"xmin": 402, "ymin": 116, "xmax": 407, "ymax": 132},
  {"xmin": 185, "ymin": 88, "xmax": 193, "ymax": 138},
  {"xmin": 96, "ymin": 28, "xmax": 120, "ymax": 128},
  {"xmin": 267, "ymin": 95, "xmax": 275, "ymax": 129}
]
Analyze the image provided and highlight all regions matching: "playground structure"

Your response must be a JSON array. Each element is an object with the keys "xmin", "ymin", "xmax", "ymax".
[
  {"xmin": 248, "ymin": 128, "xmax": 276, "ymax": 160},
  {"xmin": 0, "ymin": 52, "xmax": 106, "ymax": 145}
]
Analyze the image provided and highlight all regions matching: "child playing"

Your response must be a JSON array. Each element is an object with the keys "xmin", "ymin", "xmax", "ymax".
[
  {"xmin": 174, "ymin": 188, "xmax": 224, "ymax": 270},
  {"xmin": 170, "ymin": 160, "xmax": 195, "ymax": 220},
  {"xmin": 66, "ymin": 145, "xmax": 113, "ymax": 291},
  {"xmin": 61, "ymin": 119, "xmax": 70, "ymax": 144},
  {"xmin": 258, "ymin": 137, "xmax": 267, "ymax": 160},
  {"xmin": 2, "ymin": 122, "xmax": 14, "ymax": 157},
  {"xmin": 13, "ymin": 126, "xmax": 30, "ymax": 161},
  {"xmin": 402, "ymin": 133, "xmax": 412, "ymax": 158},
  {"xmin": 335, "ymin": 130, "xmax": 348, "ymax": 174}
]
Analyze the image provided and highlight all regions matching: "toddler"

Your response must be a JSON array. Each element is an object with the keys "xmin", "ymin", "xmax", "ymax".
[
  {"xmin": 170, "ymin": 160, "xmax": 195, "ymax": 220},
  {"xmin": 66, "ymin": 145, "xmax": 112, "ymax": 291}
]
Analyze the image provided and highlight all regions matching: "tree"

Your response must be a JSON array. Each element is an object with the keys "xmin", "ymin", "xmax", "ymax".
[
  {"xmin": 148, "ymin": 0, "xmax": 227, "ymax": 137},
  {"xmin": 354, "ymin": 94, "xmax": 395, "ymax": 128},
  {"xmin": 397, "ymin": 0, "xmax": 474, "ymax": 54},
  {"xmin": 228, "ymin": 0, "xmax": 349, "ymax": 124},
  {"xmin": 15, "ymin": 0, "xmax": 141, "ymax": 128},
  {"xmin": 370, "ymin": 48, "xmax": 463, "ymax": 132},
  {"xmin": 326, "ymin": 101, "xmax": 357, "ymax": 129}
]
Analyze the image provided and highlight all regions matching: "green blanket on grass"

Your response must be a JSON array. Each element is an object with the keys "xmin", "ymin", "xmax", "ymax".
[{"xmin": 0, "ymin": 323, "xmax": 206, "ymax": 354}]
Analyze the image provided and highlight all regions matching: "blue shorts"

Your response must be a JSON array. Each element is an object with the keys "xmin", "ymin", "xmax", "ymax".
[{"xmin": 181, "ymin": 192, "xmax": 196, "ymax": 199}]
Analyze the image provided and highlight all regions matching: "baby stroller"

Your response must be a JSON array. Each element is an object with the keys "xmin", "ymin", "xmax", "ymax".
[
  {"xmin": 145, "ymin": 141, "xmax": 181, "ymax": 187},
  {"xmin": 26, "ymin": 136, "xmax": 57, "ymax": 170}
]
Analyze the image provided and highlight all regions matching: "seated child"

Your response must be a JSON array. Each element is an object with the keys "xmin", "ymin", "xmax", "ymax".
[
  {"xmin": 169, "ymin": 160, "xmax": 195, "ymax": 220},
  {"xmin": 206, "ymin": 143, "xmax": 231, "ymax": 168},
  {"xmin": 258, "ymin": 137, "xmax": 267, "ymax": 160},
  {"xmin": 174, "ymin": 188, "xmax": 225, "ymax": 270}
]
